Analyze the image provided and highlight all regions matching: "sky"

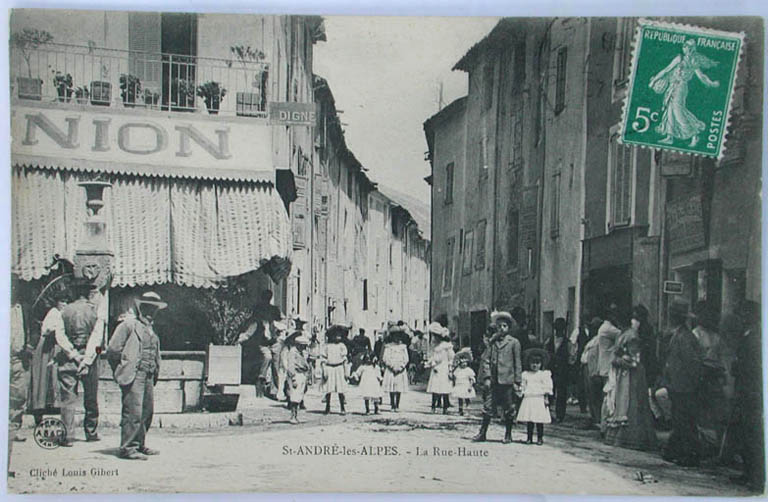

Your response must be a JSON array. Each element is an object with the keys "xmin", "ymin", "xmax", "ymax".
[{"xmin": 313, "ymin": 16, "xmax": 500, "ymax": 203}]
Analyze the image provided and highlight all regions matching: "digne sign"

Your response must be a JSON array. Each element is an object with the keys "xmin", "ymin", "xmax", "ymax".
[{"xmin": 268, "ymin": 102, "xmax": 318, "ymax": 126}]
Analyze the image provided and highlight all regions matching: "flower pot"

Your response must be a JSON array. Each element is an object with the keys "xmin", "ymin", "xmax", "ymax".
[
  {"xmin": 90, "ymin": 81, "xmax": 111, "ymax": 106},
  {"xmin": 236, "ymin": 92, "xmax": 263, "ymax": 117},
  {"xmin": 17, "ymin": 77, "xmax": 43, "ymax": 100},
  {"xmin": 205, "ymin": 96, "xmax": 221, "ymax": 115},
  {"xmin": 56, "ymin": 85, "xmax": 73, "ymax": 103}
]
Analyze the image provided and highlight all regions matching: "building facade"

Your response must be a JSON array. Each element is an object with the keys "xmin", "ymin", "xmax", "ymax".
[{"xmin": 426, "ymin": 16, "xmax": 762, "ymax": 347}]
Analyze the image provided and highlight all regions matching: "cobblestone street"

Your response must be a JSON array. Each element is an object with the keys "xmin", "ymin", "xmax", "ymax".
[{"xmin": 7, "ymin": 387, "xmax": 752, "ymax": 496}]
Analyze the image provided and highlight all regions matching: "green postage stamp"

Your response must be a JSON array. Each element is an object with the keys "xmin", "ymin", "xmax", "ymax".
[{"xmin": 620, "ymin": 19, "xmax": 745, "ymax": 159}]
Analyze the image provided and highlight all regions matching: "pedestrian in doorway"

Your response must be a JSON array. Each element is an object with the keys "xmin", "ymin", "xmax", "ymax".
[
  {"xmin": 545, "ymin": 317, "xmax": 574, "ymax": 423},
  {"xmin": 58, "ymin": 281, "xmax": 105, "ymax": 445},
  {"xmin": 353, "ymin": 353, "xmax": 383, "ymax": 415},
  {"xmin": 597, "ymin": 304, "xmax": 622, "ymax": 435},
  {"xmin": 425, "ymin": 322, "xmax": 455, "ymax": 414},
  {"xmin": 473, "ymin": 311, "xmax": 522, "ymax": 444},
  {"xmin": 382, "ymin": 328, "xmax": 410, "ymax": 412},
  {"xmin": 451, "ymin": 348, "xmax": 476, "ymax": 416},
  {"xmin": 518, "ymin": 348, "xmax": 553, "ymax": 445},
  {"xmin": 661, "ymin": 300, "xmax": 703, "ymax": 467},
  {"xmin": 321, "ymin": 325, "xmax": 350, "ymax": 415},
  {"xmin": 107, "ymin": 291, "xmax": 165, "ymax": 460},
  {"xmin": 571, "ymin": 314, "xmax": 594, "ymax": 414},
  {"xmin": 286, "ymin": 335, "xmax": 311, "ymax": 424}
]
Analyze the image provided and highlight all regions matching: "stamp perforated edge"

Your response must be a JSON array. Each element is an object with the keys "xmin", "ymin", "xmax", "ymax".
[{"xmin": 617, "ymin": 18, "xmax": 746, "ymax": 162}]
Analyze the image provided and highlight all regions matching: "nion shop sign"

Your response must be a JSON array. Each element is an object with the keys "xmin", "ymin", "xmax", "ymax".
[{"xmin": 11, "ymin": 106, "xmax": 272, "ymax": 177}]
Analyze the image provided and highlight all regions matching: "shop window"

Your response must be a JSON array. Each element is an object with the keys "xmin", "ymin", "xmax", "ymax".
[{"xmin": 555, "ymin": 46, "xmax": 567, "ymax": 115}]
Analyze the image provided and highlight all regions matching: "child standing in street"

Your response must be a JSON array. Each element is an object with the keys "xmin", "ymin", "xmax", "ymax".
[
  {"xmin": 321, "ymin": 325, "xmax": 350, "ymax": 415},
  {"xmin": 425, "ymin": 323, "xmax": 455, "ymax": 414},
  {"xmin": 354, "ymin": 353, "xmax": 383, "ymax": 414},
  {"xmin": 451, "ymin": 348, "xmax": 476, "ymax": 416},
  {"xmin": 517, "ymin": 348, "xmax": 553, "ymax": 445},
  {"xmin": 286, "ymin": 335, "xmax": 311, "ymax": 424},
  {"xmin": 382, "ymin": 328, "xmax": 410, "ymax": 412}
]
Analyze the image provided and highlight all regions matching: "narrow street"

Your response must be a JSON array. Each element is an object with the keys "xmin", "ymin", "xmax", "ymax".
[{"xmin": 8, "ymin": 386, "xmax": 750, "ymax": 496}]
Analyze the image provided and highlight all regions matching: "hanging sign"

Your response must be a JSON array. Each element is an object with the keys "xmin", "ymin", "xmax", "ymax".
[{"xmin": 268, "ymin": 102, "xmax": 318, "ymax": 126}]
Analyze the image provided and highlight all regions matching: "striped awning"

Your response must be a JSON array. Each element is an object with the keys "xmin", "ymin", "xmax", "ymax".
[{"xmin": 12, "ymin": 164, "xmax": 293, "ymax": 288}]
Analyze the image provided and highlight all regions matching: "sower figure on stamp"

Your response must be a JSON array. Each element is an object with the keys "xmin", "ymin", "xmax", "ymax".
[
  {"xmin": 107, "ymin": 292, "xmax": 165, "ymax": 460},
  {"xmin": 58, "ymin": 281, "xmax": 106, "ymax": 445},
  {"xmin": 473, "ymin": 311, "xmax": 522, "ymax": 444}
]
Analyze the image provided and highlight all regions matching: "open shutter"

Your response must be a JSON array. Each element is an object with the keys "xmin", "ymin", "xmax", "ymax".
[{"xmin": 129, "ymin": 12, "xmax": 162, "ymax": 93}]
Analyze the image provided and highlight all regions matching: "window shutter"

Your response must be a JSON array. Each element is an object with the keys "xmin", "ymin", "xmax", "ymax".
[{"xmin": 128, "ymin": 12, "xmax": 162, "ymax": 92}]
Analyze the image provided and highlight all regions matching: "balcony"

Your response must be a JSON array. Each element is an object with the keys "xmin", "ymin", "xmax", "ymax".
[{"xmin": 10, "ymin": 42, "xmax": 269, "ymax": 117}]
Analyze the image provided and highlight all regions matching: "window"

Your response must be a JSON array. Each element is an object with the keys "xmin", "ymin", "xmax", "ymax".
[
  {"xmin": 555, "ymin": 47, "xmax": 567, "ymax": 115},
  {"xmin": 550, "ymin": 172, "xmax": 561, "ymax": 238},
  {"xmin": 462, "ymin": 230, "xmax": 474, "ymax": 275},
  {"xmin": 527, "ymin": 247, "xmax": 535, "ymax": 277},
  {"xmin": 475, "ymin": 220, "xmax": 487, "ymax": 270},
  {"xmin": 510, "ymin": 100, "xmax": 524, "ymax": 170},
  {"xmin": 442, "ymin": 237, "xmax": 456, "ymax": 293},
  {"xmin": 513, "ymin": 40, "xmax": 526, "ymax": 92},
  {"xmin": 484, "ymin": 63, "xmax": 494, "ymax": 111},
  {"xmin": 608, "ymin": 134, "xmax": 634, "ymax": 228},
  {"xmin": 363, "ymin": 279, "xmax": 368, "ymax": 311},
  {"xmin": 613, "ymin": 18, "xmax": 636, "ymax": 91},
  {"xmin": 508, "ymin": 210, "xmax": 519, "ymax": 268},
  {"xmin": 479, "ymin": 138, "xmax": 488, "ymax": 181},
  {"xmin": 445, "ymin": 162, "xmax": 454, "ymax": 204}
]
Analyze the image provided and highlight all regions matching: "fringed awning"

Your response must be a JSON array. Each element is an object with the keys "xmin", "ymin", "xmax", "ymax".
[{"xmin": 12, "ymin": 165, "xmax": 293, "ymax": 288}]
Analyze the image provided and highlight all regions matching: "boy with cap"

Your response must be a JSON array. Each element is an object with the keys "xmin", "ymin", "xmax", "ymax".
[{"xmin": 474, "ymin": 311, "xmax": 523, "ymax": 444}]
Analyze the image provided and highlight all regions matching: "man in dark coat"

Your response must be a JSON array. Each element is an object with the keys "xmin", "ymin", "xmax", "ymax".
[
  {"xmin": 730, "ymin": 301, "xmax": 764, "ymax": 491},
  {"xmin": 474, "ymin": 311, "xmax": 523, "ymax": 444},
  {"xmin": 511, "ymin": 307, "xmax": 531, "ymax": 354},
  {"xmin": 662, "ymin": 301, "xmax": 703, "ymax": 467},
  {"xmin": 545, "ymin": 317, "xmax": 574, "ymax": 422}
]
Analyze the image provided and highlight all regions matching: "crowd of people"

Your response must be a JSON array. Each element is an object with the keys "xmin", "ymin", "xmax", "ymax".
[{"xmin": 10, "ymin": 280, "xmax": 763, "ymax": 490}]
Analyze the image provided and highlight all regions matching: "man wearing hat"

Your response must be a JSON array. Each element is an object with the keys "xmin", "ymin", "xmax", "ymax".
[
  {"xmin": 661, "ymin": 300, "xmax": 703, "ymax": 467},
  {"xmin": 58, "ymin": 281, "xmax": 106, "ymax": 445},
  {"xmin": 106, "ymin": 292, "xmax": 166, "ymax": 460},
  {"xmin": 474, "ymin": 311, "xmax": 523, "ymax": 444}
]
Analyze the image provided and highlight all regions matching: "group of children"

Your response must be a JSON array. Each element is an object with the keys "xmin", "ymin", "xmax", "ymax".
[{"xmin": 286, "ymin": 318, "xmax": 556, "ymax": 446}]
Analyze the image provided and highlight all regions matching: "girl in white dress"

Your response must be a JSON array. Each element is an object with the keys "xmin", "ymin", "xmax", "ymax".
[
  {"xmin": 353, "ymin": 353, "xmax": 383, "ymax": 414},
  {"xmin": 451, "ymin": 349, "xmax": 476, "ymax": 416},
  {"xmin": 382, "ymin": 329, "xmax": 410, "ymax": 412},
  {"xmin": 322, "ymin": 325, "xmax": 350, "ymax": 415},
  {"xmin": 517, "ymin": 350, "xmax": 553, "ymax": 445},
  {"xmin": 425, "ymin": 325, "xmax": 455, "ymax": 414}
]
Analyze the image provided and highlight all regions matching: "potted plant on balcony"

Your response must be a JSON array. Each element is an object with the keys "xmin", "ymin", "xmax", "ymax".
[
  {"xmin": 197, "ymin": 81, "xmax": 227, "ymax": 115},
  {"xmin": 143, "ymin": 88, "xmax": 160, "ymax": 109},
  {"xmin": 74, "ymin": 85, "xmax": 90, "ymax": 105},
  {"xmin": 11, "ymin": 28, "xmax": 54, "ymax": 100},
  {"xmin": 119, "ymin": 74, "xmax": 142, "ymax": 108},
  {"xmin": 228, "ymin": 45, "xmax": 266, "ymax": 117},
  {"xmin": 52, "ymin": 71, "xmax": 74, "ymax": 102},
  {"xmin": 171, "ymin": 77, "xmax": 195, "ymax": 112}
]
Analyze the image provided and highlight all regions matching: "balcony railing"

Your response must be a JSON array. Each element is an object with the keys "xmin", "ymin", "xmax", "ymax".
[{"xmin": 11, "ymin": 43, "xmax": 269, "ymax": 117}]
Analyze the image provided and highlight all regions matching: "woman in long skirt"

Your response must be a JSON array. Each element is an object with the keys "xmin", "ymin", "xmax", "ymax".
[
  {"xmin": 382, "ymin": 329, "xmax": 410, "ymax": 412},
  {"xmin": 28, "ymin": 296, "xmax": 68, "ymax": 423}
]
